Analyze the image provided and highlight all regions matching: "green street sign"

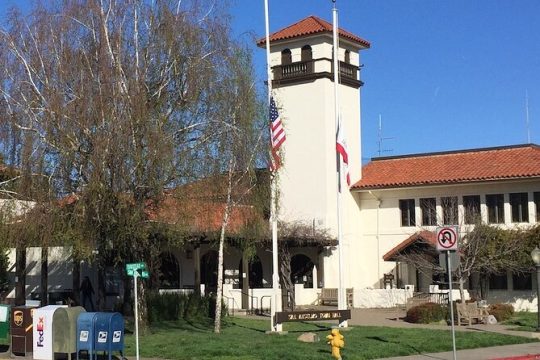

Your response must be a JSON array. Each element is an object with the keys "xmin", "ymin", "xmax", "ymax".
[
  {"xmin": 139, "ymin": 270, "xmax": 149, "ymax": 279},
  {"xmin": 126, "ymin": 262, "xmax": 147, "ymax": 276}
]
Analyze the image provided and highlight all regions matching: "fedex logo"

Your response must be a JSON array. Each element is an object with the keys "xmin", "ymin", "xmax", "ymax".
[{"xmin": 36, "ymin": 317, "xmax": 45, "ymax": 347}]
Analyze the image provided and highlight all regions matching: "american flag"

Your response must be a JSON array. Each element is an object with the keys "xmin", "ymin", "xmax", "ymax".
[
  {"xmin": 269, "ymin": 97, "xmax": 286, "ymax": 171},
  {"xmin": 336, "ymin": 115, "xmax": 351, "ymax": 187}
]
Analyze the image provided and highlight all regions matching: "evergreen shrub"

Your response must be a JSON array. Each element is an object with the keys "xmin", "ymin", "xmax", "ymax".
[
  {"xmin": 146, "ymin": 292, "xmax": 226, "ymax": 323},
  {"xmin": 405, "ymin": 302, "xmax": 448, "ymax": 324},
  {"xmin": 488, "ymin": 303, "xmax": 514, "ymax": 322}
]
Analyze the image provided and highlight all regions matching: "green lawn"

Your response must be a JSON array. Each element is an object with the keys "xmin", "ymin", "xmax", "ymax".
[
  {"xmin": 503, "ymin": 312, "xmax": 539, "ymax": 332},
  {"xmin": 122, "ymin": 316, "xmax": 539, "ymax": 360}
]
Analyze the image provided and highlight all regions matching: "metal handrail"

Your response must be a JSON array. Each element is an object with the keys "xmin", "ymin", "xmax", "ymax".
[
  {"xmin": 231, "ymin": 290, "xmax": 259, "ymax": 314},
  {"xmin": 222, "ymin": 294, "xmax": 236, "ymax": 316},
  {"xmin": 260, "ymin": 295, "xmax": 272, "ymax": 316}
]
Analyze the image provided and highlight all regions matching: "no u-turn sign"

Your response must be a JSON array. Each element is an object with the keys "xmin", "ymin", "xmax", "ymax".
[{"xmin": 436, "ymin": 226, "xmax": 459, "ymax": 251}]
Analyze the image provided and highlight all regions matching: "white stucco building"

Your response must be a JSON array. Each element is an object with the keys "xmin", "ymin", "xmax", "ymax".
[
  {"xmin": 5, "ymin": 15, "xmax": 540, "ymax": 312},
  {"xmin": 253, "ymin": 15, "xmax": 540, "ymax": 311}
]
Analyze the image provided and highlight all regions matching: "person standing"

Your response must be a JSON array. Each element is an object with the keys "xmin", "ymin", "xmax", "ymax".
[{"xmin": 80, "ymin": 276, "xmax": 95, "ymax": 311}]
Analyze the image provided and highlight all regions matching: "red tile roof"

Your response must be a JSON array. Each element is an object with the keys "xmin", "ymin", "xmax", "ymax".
[
  {"xmin": 352, "ymin": 144, "xmax": 540, "ymax": 190},
  {"xmin": 382, "ymin": 231, "xmax": 436, "ymax": 261},
  {"xmin": 145, "ymin": 193, "xmax": 259, "ymax": 235},
  {"xmin": 257, "ymin": 15, "xmax": 370, "ymax": 48}
]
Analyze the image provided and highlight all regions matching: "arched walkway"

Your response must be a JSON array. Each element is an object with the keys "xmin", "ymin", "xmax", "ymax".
[
  {"xmin": 200, "ymin": 250, "xmax": 218, "ymax": 294},
  {"xmin": 159, "ymin": 252, "xmax": 180, "ymax": 289},
  {"xmin": 238, "ymin": 255, "xmax": 263, "ymax": 289},
  {"xmin": 291, "ymin": 254, "xmax": 315, "ymax": 288}
]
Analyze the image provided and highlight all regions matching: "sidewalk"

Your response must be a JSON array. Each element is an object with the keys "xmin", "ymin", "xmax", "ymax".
[
  {"xmin": 349, "ymin": 308, "xmax": 540, "ymax": 360},
  {"xmin": 376, "ymin": 343, "xmax": 540, "ymax": 360}
]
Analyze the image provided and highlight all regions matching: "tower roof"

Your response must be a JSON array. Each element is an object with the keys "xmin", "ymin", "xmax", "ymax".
[{"xmin": 257, "ymin": 15, "xmax": 370, "ymax": 48}]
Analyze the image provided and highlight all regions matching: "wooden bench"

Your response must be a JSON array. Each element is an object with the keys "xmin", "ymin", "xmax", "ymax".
[
  {"xmin": 456, "ymin": 301, "xmax": 489, "ymax": 326},
  {"xmin": 318, "ymin": 288, "xmax": 353, "ymax": 308}
]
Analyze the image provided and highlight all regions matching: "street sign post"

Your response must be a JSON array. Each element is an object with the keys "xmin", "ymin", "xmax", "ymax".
[
  {"xmin": 126, "ymin": 262, "xmax": 147, "ymax": 276},
  {"xmin": 125, "ymin": 262, "xmax": 149, "ymax": 360},
  {"xmin": 439, "ymin": 252, "xmax": 459, "ymax": 271},
  {"xmin": 436, "ymin": 226, "xmax": 458, "ymax": 360},
  {"xmin": 436, "ymin": 226, "xmax": 458, "ymax": 251}
]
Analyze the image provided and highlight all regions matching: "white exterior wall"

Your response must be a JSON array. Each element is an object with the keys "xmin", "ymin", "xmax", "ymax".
[
  {"xmin": 6, "ymin": 246, "xmax": 73, "ymax": 300},
  {"xmin": 270, "ymin": 35, "xmax": 365, "ymax": 289},
  {"xmin": 355, "ymin": 179, "xmax": 540, "ymax": 292}
]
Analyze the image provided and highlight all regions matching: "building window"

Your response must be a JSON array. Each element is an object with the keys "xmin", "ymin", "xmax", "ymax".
[
  {"xmin": 512, "ymin": 272, "xmax": 532, "ymax": 290},
  {"xmin": 441, "ymin": 196, "xmax": 458, "ymax": 225},
  {"xmin": 486, "ymin": 194, "xmax": 504, "ymax": 224},
  {"xmin": 301, "ymin": 45, "xmax": 312, "ymax": 62},
  {"xmin": 489, "ymin": 273, "xmax": 507, "ymax": 290},
  {"xmin": 510, "ymin": 192, "xmax": 529, "ymax": 223},
  {"xmin": 420, "ymin": 198, "xmax": 436, "ymax": 226},
  {"xmin": 463, "ymin": 195, "xmax": 481, "ymax": 224},
  {"xmin": 399, "ymin": 199, "xmax": 416, "ymax": 227},
  {"xmin": 535, "ymin": 192, "xmax": 540, "ymax": 222},
  {"xmin": 344, "ymin": 49, "xmax": 350, "ymax": 64},
  {"xmin": 281, "ymin": 49, "xmax": 292, "ymax": 65}
]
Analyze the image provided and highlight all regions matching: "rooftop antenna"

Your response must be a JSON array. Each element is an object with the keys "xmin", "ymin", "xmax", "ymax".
[
  {"xmin": 377, "ymin": 114, "xmax": 394, "ymax": 157},
  {"xmin": 526, "ymin": 90, "xmax": 531, "ymax": 143}
]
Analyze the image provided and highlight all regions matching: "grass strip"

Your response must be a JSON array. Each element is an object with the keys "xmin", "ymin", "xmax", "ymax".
[{"xmin": 123, "ymin": 316, "xmax": 538, "ymax": 360}]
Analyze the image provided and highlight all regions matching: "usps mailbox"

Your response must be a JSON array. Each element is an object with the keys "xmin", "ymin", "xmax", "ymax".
[
  {"xmin": 76, "ymin": 312, "xmax": 98, "ymax": 360},
  {"xmin": 33, "ymin": 305, "xmax": 68, "ymax": 360},
  {"xmin": 94, "ymin": 312, "xmax": 124, "ymax": 360},
  {"xmin": 53, "ymin": 306, "xmax": 85, "ymax": 358}
]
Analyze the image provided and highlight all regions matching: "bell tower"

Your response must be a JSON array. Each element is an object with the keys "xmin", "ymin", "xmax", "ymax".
[{"xmin": 258, "ymin": 16, "xmax": 370, "ymax": 240}]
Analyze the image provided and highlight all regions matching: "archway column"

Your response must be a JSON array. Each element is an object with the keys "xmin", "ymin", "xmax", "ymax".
[
  {"xmin": 241, "ymin": 250, "xmax": 250, "ymax": 309},
  {"xmin": 194, "ymin": 245, "xmax": 201, "ymax": 295}
]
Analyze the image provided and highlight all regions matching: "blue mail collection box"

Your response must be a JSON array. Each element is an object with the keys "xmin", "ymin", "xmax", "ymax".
[
  {"xmin": 93, "ymin": 312, "xmax": 124, "ymax": 360},
  {"xmin": 108, "ymin": 313, "xmax": 124, "ymax": 353},
  {"xmin": 76, "ymin": 312, "xmax": 98, "ymax": 360}
]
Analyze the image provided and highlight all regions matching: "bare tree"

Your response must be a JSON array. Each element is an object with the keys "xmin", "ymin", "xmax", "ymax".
[
  {"xmin": 209, "ymin": 45, "xmax": 264, "ymax": 333},
  {"xmin": 393, "ymin": 198, "xmax": 537, "ymax": 301},
  {"xmin": 0, "ymin": 0, "xmax": 263, "ymax": 325}
]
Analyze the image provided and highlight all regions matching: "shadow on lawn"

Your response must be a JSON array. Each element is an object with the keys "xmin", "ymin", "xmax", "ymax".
[
  {"xmin": 230, "ymin": 320, "xmax": 332, "ymax": 334},
  {"xmin": 141, "ymin": 318, "xmax": 215, "ymax": 333},
  {"xmin": 366, "ymin": 336, "xmax": 423, "ymax": 355}
]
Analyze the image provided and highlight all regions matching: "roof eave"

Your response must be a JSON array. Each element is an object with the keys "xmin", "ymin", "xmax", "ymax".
[
  {"xmin": 352, "ymin": 175, "xmax": 540, "ymax": 192},
  {"xmin": 257, "ymin": 31, "xmax": 370, "ymax": 49}
]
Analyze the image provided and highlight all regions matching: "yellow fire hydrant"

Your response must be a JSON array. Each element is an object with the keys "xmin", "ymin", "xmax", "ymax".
[{"xmin": 326, "ymin": 328, "xmax": 345, "ymax": 360}]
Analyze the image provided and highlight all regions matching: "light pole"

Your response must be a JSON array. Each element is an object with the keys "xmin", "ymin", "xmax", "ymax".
[{"xmin": 531, "ymin": 247, "xmax": 540, "ymax": 332}]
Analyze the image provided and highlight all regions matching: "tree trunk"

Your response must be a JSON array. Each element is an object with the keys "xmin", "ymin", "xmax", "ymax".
[
  {"xmin": 72, "ymin": 259, "xmax": 81, "ymax": 306},
  {"xmin": 214, "ymin": 158, "xmax": 235, "ymax": 334},
  {"xmin": 136, "ymin": 277, "xmax": 148, "ymax": 333},
  {"xmin": 279, "ymin": 245, "xmax": 294, "ymax": 310},
  {"xmin": 214, "ymin": 232, "xmax": 225, "ymax": 333},
  {"xmin": 458, "ymin": 277, "xmax": 466, "ymax": 304},
  {"xmin": 40, "ymin": 247, "xmax": 48, "ymax": 306},
  {"xmin": 15, "ymin": 247, "xmax": 26, "ymax": 305},
  {"xmin": 97, "ymin": 264, "xmax": 106, "ymax": 311}
]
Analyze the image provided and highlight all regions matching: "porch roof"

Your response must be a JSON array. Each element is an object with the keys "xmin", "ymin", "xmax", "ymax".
[{"xmin": 383, "ymin": 231, "xmax": 437, "ymax": 261}]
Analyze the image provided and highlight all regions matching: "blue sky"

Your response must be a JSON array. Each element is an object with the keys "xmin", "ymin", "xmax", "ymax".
[
  {"xmin": 230, "ymin": 0, "xmax": 540, "ymax": 160},
  {"xmin": 2, "ymin": 1, "xmax": 539, "ymax": 161}
]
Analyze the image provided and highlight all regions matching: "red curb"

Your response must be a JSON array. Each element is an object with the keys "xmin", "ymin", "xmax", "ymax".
[{"xmin": 492, "ymin": 355, "xmax": 540, "ymax": 360}]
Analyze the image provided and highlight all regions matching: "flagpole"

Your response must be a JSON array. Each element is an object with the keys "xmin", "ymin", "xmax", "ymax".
[
  {"xmin": 264, "ymin": 0, "xmax": 282, "ymax": 333},
  {"xmin": 332, "ymin": 0, "xmax": 348, "ymax": 327}
]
